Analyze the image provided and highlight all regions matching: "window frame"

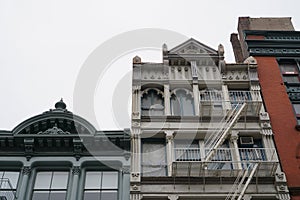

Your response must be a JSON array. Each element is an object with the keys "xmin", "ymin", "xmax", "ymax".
[
  {"xmin": 82, "ymin": 169, "xmax": 119, "ymax": 200},
  {"xmin": 170, "ymin": 89, "xmax": 195, "ymax": 116},
  {"xmin": 32, "ymin": 170, "xmax": 70, "ymax": 200}
]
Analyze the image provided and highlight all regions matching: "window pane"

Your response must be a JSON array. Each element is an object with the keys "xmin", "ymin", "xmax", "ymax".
[
  {"xmin": 34, "ymin": 172, "xmax": 52, "ymax": 189},
  {"xmin": 293, "ymin": 104, "xmax": 300, "ymax": 115},
  {"xmin": 51, "ymin": 172, "xmax": 69, "ymax": 189},
  {"xmin": 283, "ymin": 75, "xmax": 300, "ymax": 83},
  {"xmin": 85, "ymin": 172, "xmax": 102, "ymax": 189},
  {"xmin": 280, "ymin": 63, "xmax": 298, "ymax": 74},
  {"xmin": 171, "ymin": 96, "xmax": 181, "ymax": 115},
  {"xmin": 84, "ymin": 190, "xmax": 101, "ymax": 200},
  {"xmin": 141, "ymin": 89, "xmax": 164, "ymax": 116},
  {"xmin": 32, "ymin": 191, "xmax": 49, "ymax": 200},
  {"xmin": 102, "ymin": 172, "xmax": 118, "ymax": 189},
  {"xmin": 101, "ymin": 190, "xmax": 118, "ymax": 200},
  {"xmin": 0, "ymin": 171, "xmax": 19, "ymax": 189},
  {"xmin": 171, "ymin": 90, "xmax": 194, "ymax": 116},
  {"xmin": 142, "ymin": 142, "xmax": 166, "ymax": 176},
  {"xmin": 181, "ymin": 96, "xmax": 194, "ymax": 116},
  {"xmin": 49, "ymin": 191, "xmax": 67, "ymax": 200}
]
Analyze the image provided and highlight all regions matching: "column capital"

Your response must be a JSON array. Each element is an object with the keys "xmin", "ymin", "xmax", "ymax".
[
  {"xmin": 164, "ymin": 130, "xmax": 174, "ymax": 141},
  {"xmin": 72, "ymin": 166, "xmax": 81, "ymax": 175},
  {"xmin": 230, "ymin": 130, "xmax": 239, "ymax": 142},
  {"xmin": 22, "ymin": 166, "xmax": 31, "ymax": 175}
]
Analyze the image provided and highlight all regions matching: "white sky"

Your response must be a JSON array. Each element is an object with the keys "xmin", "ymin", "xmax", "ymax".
[{"xmin": 1, "ymin": 0, "xmax": 300, "ymax": 130}]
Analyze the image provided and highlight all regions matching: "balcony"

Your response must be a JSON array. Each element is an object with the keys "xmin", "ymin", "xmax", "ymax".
[
  {"xmin": 229, "ymin": 91, "xmax": 262, "ymax": 116},
  {"xmin": 0, "ymin": 178, "xmax": 16, "ymax": 200},
  {"xmin": 199, "ymin": 90, "xmax": 262, "ymax": 117},
  {"xmin": 172, "ymin": 147, "xmax": 278, "ymax": 177}
]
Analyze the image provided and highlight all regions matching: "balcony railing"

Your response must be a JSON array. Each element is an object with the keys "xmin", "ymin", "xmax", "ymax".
[
  {"xmin": 175, "ymin": 148, "xmax": 201, "ymax": 161},
  {"xmin": 0, "ymin": 178, "xmax": 16, "ymax": 200},
  {"xmin": 199, "ymin": 90, "xmax": 262, "ymax": 116},
  {"xmin": 174, "ymin": 147, "xmax": 277, "ymax": 162},
  {"xmin": 172, "ymin": 148, "xmax": 278, "ymax": 177},
  {"xmin": 199, "ymin": 91, "xmax": 224, "ymax": 102}
]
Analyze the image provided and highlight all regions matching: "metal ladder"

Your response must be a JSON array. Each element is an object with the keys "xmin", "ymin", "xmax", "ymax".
[
  {"xmin": 225, "ymin": 163, "xmax": 259, "ymax": 200},
  {"xmin": 204, "ymin": 103, "xmax": 247, "ymax": 163}
]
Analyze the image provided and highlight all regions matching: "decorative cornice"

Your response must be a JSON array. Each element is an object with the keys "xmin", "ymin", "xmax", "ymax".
[
  {"xmin": 249, "ymin": 47, "xmax": 300, "ymax": 57},
  {"xmin": 37, "ymin": 125, "xmax": 70, "ymax": 135}
]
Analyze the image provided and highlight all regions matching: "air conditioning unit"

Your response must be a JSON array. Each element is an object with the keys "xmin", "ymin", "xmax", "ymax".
[{"xmin": 240, "ymin": 137, "xmax": 254, "ymax": 146}]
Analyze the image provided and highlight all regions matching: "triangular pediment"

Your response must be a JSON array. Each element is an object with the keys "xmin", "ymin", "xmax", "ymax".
[{"xmin": 169, "ymin": 38, "xmax": 217, "ymax": 55}]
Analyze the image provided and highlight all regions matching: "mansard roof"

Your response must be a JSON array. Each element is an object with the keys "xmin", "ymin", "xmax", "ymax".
[
  {"xmin": 168, "ymin": 38, "xmax": 218, "ymax": 55},
  {"xmin": 12, "ymin": 99, "xmax": 96, "ymax": 135}
]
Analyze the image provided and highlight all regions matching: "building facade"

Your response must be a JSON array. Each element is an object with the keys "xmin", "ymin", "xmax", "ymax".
[
  {"xmin": 130, "ymin": 38, "xmax": 289, "ymax": 199},
  {"xmin": 231, "ymin": 17, "xmax": 300, "ymax": 200},
  {"xmin": 0, "ymin": 100, "xmax": 131, "ymax": 200}
]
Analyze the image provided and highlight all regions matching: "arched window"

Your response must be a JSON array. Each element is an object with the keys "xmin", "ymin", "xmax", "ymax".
[
  {"xmin": 171, "ymin": 89, "xmax": 195, "ymax": 116},
  {"xmin": 141, "ymin": 89, "xmax": 164, "ymax": 116}
]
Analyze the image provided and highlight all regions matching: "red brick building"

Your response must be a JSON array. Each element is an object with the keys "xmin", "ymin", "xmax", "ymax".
[{"xmin": 231, "ymin": 17, "xmax": 300, "ymax": 200}]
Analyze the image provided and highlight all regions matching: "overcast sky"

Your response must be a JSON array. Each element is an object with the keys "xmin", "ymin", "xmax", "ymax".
[{"xmin": 1, "ymin": 0, "xmax": 299, "ymax": 130}]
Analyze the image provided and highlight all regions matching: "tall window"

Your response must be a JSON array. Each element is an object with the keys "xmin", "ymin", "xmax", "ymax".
[
  {"xmin": 142, "ymin": 140, "xmax": 166, "ymax": 176},
  {"xmin": 83, "ymin": 171, "xmax": 118, "ymax": 200},
  {"xmin": 171, "ymin": 89, "xmax": 195, "ymax": 116},
  {"xmin": 32, "ymin": 171, "xmax": 69, "ymax": 200},
  {"xmin": 141, "ymin": 89, "xmax": 164, "ymax": 116},
  {"xmin": 292, "ymin": 103, "xmax": 300, "ymax": 125},
  {"xmin": 279, "ymin": 60, "xmax": 300, "ymax": 84},
  {"xmin": 0, "ymin": 171, "xmax": 19, "ymax": 200}
]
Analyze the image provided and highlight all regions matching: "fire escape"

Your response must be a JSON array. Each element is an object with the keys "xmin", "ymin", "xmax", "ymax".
[{"xmin": 171, "ymin": 90, "xmax": 278, "ymax": 200}]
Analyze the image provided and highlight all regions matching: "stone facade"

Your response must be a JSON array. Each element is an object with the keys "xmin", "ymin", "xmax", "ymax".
[{"xmin": 131, "ymin": 38, "xmax": 288, "ymax": 199}]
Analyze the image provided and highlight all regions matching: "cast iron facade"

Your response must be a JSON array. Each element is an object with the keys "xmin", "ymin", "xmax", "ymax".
[{"xmin": 0, "ymin": 100, "xmax": 131, "ymax": 200}]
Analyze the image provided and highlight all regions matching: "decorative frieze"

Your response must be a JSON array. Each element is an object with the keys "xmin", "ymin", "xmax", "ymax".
[{"xmin": 249, "ymin": 48, "xmax": 300, "ymax": 56}]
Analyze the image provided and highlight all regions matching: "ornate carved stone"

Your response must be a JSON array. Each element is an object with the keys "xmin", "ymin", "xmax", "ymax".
[
  {"xmin": 165, "ymin": 130, "xmax": 174, "ymax": 141},
  {"xmin": 230, "ymin": 131, "xmax": 239, "ymax": 142},
  {"xmin": 37, "ymin": 125, "xmax": 70, "ymax": 135},
  {"xmin": 72, "ymin": 166, "xmax": 81, "ymax": 175},
  {"xmin": 22, "ymin": 166, "xmax": 31, "ymax": 175},
  {"xmin": 122, "ymin": 166, "xmax": 130, "ymax": 174},
  {"xmin": 124, "ymin": 152, "xmax": 131, "ymax": 161}
]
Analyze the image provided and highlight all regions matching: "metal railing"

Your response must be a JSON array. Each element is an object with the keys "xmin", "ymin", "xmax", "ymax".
[
  {"xmin": 175, "ymin": 147, "xmax": 201, "ymax": 161},
  {"xmin": 174, "ymin": 147, "xmax": 277, "ymax": 162},
  {"xmin": 0, "ymin": 178, "xmax": 16, "ymax": 200},
  {"xmin": 199, "ymin": 90, "xmax": 224, "ymax": 102}
]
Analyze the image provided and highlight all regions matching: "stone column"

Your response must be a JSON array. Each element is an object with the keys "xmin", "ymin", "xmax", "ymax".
[
  {"xmin": 164, "ymin": 84, "xmax": 171, "ymax": 115},
  {"xmin": 132, "ymin": 86, "xmax": 141, "ymax": 120},
  {"xmin": 69, "ymin": 166, "xmax": 80, "ymax": 200},
  {"xmin": 193, "ymin": 84, "xmax": 200, "ymax": 116},
  {"xmin": 165, "ymin": 131, "xmax": 175, "ymax": 176},
  {"xmin": 131, "ymin": 127, "xmax": 141, "ymax": 183},
  {"xmin": 122, "ymin": 166, "xmax": 131, "ymax": 200},
  {"xmin": 230, "ymin": 131, "xmax": 242, "ymax": 169},
  {"xmin": 18, "ymin": 166, "xmax": 31, "ymax": 199},
  {"xmin": 222, "ymin": 85, "xmax": 231, "ymax": 111}
]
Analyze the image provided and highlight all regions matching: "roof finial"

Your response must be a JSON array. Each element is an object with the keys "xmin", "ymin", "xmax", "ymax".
[{"xmin": 55, "ymin": 98, "xmax": 67, "ymax": 110}]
